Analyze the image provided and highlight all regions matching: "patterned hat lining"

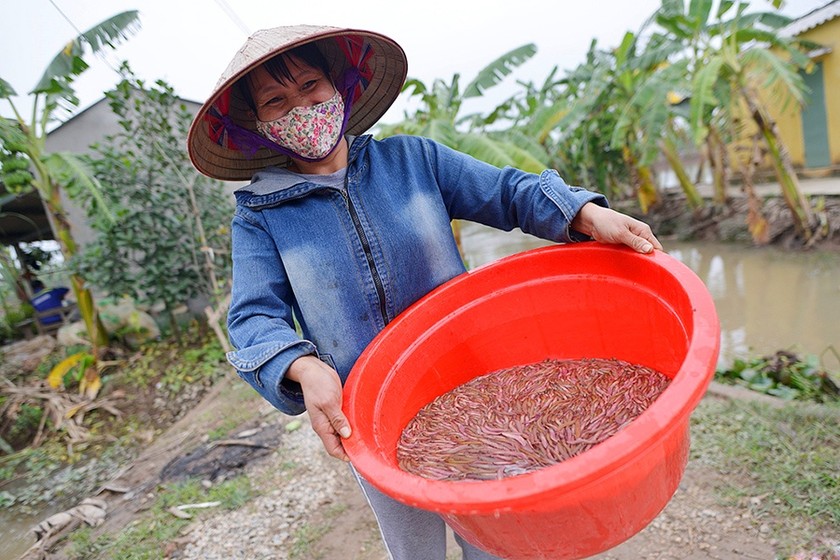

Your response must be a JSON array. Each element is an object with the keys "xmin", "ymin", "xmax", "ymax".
[{"xmin": 187, "ymin": 27, "xmax": 407, "ymax": 181}]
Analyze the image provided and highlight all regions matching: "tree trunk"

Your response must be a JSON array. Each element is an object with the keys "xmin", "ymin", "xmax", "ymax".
[
  {"xmin": 5, "ymin": 245, "xmax": 35, "ymax": 304},
  {"xmin": 42, "ymin": 183, "xmax": 109, "ymax": 351},
  {"xmin": 622, "ymin": 146, "xmax": 658, "ymax": 213},
  {"xmin": 706, "ymin": 127, "xmax": 729, "ymax": 205},
  {"xmin": 451, "ymin": 220, "xmax": 462, "ymax": 261},
  {"xmin": 741, "ymin": 88, "xmax": 814, "ymax": 241},
  {"xmin": 742, "ymin": 135, "xmax": 770, "ymax": 245},
  {"xmin": 661, "ymin": 135, "xmax": 703, "ymax": 209},
  {"xmin": 167, "ymin": 305, "xmax": 182, "ymax": 345}
]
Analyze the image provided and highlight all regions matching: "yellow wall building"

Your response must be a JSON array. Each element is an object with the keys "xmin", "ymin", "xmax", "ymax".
[{"xmin": 771, "ymin": 1, "xmax": 840, "ymax": 173}]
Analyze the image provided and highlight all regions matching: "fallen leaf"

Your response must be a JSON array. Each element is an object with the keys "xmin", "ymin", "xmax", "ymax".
[{"xmin": 167, "ymin": 506, "xmax": 193, "ymax": 519}]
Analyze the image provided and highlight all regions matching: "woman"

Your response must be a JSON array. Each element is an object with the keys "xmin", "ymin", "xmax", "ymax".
[{"xmin": 187, "ymin": 25, "xmax": 662, "ymax": 560}]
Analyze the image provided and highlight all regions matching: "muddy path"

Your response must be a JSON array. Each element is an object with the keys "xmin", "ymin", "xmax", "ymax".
[{"xmin": 31, "ymin": 377, "xmax": 802, "ymax": 560}]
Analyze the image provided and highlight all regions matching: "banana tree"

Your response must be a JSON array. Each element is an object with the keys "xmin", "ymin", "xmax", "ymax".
[
  {"xmin": 552, "ymin": 34, "xmax": 673, "ymax": 212},
  {"xmin": 378, "ymin": 43, "xmax": 549, "ymax": 174},
  {"xmin": 377, "ymin": 44, "xmax": 550, "ymax": 251},
  {"xmin": 608, "ymin": 30, "xmax": 706, "ymax": 212},
  {"xmin": 0, "ymin": 11, "xmax": 141, "ymax": 380},
  {"xmin": 653, "ymin": 0, "xmax": 818, "ymax": 241},
  {"xmin": 542, "ymin": 44, "xmax": 629, "ymax": 199}
]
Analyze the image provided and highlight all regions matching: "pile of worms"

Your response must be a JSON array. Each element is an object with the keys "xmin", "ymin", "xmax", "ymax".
[{"xmin": 397, "ymin": 358, "xmax": 671, "ymax": 481}]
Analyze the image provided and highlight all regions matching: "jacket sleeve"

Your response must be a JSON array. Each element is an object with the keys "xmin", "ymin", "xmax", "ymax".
[
  {"xmin": 225, "ymin": 206, "xmax": 315, "ymax": 415},
  {"xmin": 422, "ymin": 138, "xmax": 609, "ymax": 242}
]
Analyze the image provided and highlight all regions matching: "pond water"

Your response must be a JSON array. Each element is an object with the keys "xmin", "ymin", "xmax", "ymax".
[{"xmin": 460, "ymin": 221, "xmax": 840, "ymax": 370}]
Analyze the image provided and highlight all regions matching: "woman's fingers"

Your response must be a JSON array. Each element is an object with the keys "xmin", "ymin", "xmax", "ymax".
[
  {"xmin": 310, "ymin": 408, "xmax": 350, "ymax": 461},
  {"xmin": 288, "ymin": 355, "xmax": 353, "ymax": 461},
  {"xmin": 622, "ymin": 222, "xmax": 663, "ymax": 253},
  {"xmin": 573, "ymin": 203, "xmax": 662, "ymax": 254}
]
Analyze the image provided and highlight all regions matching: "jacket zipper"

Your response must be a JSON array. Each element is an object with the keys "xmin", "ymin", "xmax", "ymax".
[{"xmin": 338, "ymin": 185, "xmax": 389, "ymax": 326}]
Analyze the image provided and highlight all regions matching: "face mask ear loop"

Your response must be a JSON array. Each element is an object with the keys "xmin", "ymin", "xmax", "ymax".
[
  {"xmin": 335, "ymin": 35, "xmax": 374, "ymax": 132},
  {"xmin": 205, "ymin": 36, "xmax": 374, "ymax": 163}
]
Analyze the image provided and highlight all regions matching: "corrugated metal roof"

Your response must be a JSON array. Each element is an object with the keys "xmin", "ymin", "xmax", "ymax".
[{"xmin": 780, "ymin": 0, "xmax": 840, "ymax": 37}]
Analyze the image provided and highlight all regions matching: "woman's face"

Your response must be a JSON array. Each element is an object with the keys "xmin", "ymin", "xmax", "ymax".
[{"xmin": 248, "ymin": 55, "xmax": 336, "ymax": 122}]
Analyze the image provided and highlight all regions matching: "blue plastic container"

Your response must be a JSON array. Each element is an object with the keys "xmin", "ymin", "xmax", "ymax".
[{"xmin": 31, "ymin": 287, "xmax": 69, "ymax": 325}]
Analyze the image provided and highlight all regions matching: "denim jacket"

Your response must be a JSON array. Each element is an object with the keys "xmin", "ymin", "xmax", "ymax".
[{"xmin": 226, "ymin": 134, "xmax": 608, "ymax": 414}]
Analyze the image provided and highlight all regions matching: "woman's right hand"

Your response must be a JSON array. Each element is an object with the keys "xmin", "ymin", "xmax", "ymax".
[{"xmin": 286, "ymin": 355, "xmax": 352, "ymax": 461}]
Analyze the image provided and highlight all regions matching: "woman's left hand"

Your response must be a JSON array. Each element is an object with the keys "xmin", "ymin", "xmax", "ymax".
[{"xmin": 571, "ymin": 203, "xmax": 663, "ymax": 254}]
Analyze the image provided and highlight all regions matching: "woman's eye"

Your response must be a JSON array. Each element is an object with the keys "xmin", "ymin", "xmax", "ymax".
[{"xmin": 302, "ymin": 80, "xmax": 318, "ymax": 91}]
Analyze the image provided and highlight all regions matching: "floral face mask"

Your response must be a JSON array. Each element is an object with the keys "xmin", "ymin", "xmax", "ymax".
[{"xmin": 255, "ymin": 90, "xmax": 345, "ymax": 160}]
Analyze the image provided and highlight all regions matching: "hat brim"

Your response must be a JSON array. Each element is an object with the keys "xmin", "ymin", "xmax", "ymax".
[{"xmin": 188, "ymin": 26, "xmax": 407, "ymax": 181}]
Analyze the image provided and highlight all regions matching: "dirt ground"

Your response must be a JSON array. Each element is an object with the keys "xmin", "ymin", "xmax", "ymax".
[{"xmin": 30, "ymin": 374, "xmax": 828, "ymax": 560}]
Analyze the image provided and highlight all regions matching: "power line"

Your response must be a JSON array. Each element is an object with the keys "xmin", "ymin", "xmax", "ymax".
[
  {"xmin": 46, "ymin": 0, "xmax": 123, "ymax": 75},
  {"xmin": 47, "ymin": 0, "xmax": 82, "ymax": 35},
  {"xmin": 213, "ymin": 0, "xmax": 252, "ymax": 36}
]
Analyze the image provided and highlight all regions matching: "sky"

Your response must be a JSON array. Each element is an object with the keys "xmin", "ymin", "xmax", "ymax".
[{"xmin": 0, "ymin": 0, "xmax": 832, "ymax": 127}]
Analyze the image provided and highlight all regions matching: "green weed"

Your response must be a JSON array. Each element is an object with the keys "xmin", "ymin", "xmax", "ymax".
[
  {"xmin": 121, "ymin": 333, "xmax": 226, "ymax": 397},
  {"xmin": 716, "ymin": 349, "xmax": 840, "ymax": 403},
  {"xmin": 289, "ymin": 522, "xmax": 330, "ymax": 560},
  {"xmin": 691, "ymin": 397, "xmax": 840, "ymax": 554},
  {"xmin": 67, "ymin": 475, "xmax": 252, "ymax": 559}
]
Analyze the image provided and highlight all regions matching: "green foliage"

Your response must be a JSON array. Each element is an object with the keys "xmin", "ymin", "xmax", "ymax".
[
  {"xmin": 71, "ymin": 64, "xmax": 232, "ymax": 328},
  {"xmin": 0, "ymin": 442, "xmax": 70, "ymax": 512},
  {"xmin": 691, "ymin": 397, "xmax": 840, "ymax": 551},
  {"xmin": 290, "ymin": 523, "xmax": 331, "ymax": 560},
  {"xmin": 651, "ymin": 0, "xmax": 809, "ymax": 149},
  {"xmin": 205, "ymin": 417, "xmax": 242, "ymax": 441},
  {"xmin": 0, "ymin": 304, "xmax": 33, "ymax": 343},
  {"xmin": 715, "ymin": 350, "xmax": 840, "ymax": 403},
  {"xmin": 0, "ymin": 13, "xmax": 141, "ymax": 350},
  {"xmin": 122, "ymin": 331, "xmax": 226, "ymax": 397},
  {"xmin": 67, "ymin": 476, "xmax": 252, "ymax": 560},
  {"xmin": 2, "ymin": 410, "xmax": 173, "ymax": 514},
  {"xmin": 0, "ymin": 77, "xmax": 16, "ymax": 98},
  {"xmin": 6, "ymin": 404, "xmax": 43, "ymax": 445},
  {"xmin": 377, "ymin": 44, "xmax": 549, "ymax": 172},
  {"xmin": 46, "ymin": 152, "xmax": 115, "ymax": 224},
  {"xmin": 463, "ymin": 43, "xmax": 537, "ymax": 98},
  {"xmin": 393, "ymin": 0, "xmax": 811, "ymax": 211},
  {"xmin": 540, "ymin": 39, "xmax": 632, "ymax": 195},
  {"xmin": 31, "ymin": 11, "xmax": 140, "ymax": 119}
]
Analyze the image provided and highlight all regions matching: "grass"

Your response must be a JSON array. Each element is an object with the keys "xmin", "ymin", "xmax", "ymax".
[
  {"xmin": 289, "ymin": 522, "xmax": 331, "ymax": 560},
  {"xmin": 201, "ymin": 383, "xmax": 259, "ymax": 441},
  {"xmin": 287, "ymin": 495, "xmax": 351, "ymax": 559},
  {"xmin": 66, "ymin": 476, "xmax": 253, "ymax": 559},
  {"xmin": 205, "ymin": 416, "xmax": 245, "ymax": 441},
  {"xmin": 0, "ymin": 428, "xmax": 139, "ymax": 514},
  {"xmin": 690, "ymin": 396, "xmax": 840, "ymax": 556},
  {"xmin": 120, "ymin": 332, "xmax": 227, "ymax": 397}
]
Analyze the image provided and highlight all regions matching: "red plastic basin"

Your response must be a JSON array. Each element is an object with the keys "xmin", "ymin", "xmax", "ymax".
[{"xmin": 343, "ymin": 243, "xmax": 720, "ymax": 560}]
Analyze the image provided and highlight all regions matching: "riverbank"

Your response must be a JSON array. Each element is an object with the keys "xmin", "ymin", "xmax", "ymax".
[{"xmin": 628, "ymin": 177, "xmax": 840, "ymax": 250}]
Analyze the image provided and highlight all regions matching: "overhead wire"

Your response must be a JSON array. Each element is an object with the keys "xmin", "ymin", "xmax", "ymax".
[
  {"xmin": 46, "ymin": 0, "xmax": 125, "ymax": 75},
  {"xmin": 212, "ymin": 0, "xmax": 252, "ymax": 36},
  {"xmin": 43, "ymin": 0, "xmax": 252, "ymax": 122}
]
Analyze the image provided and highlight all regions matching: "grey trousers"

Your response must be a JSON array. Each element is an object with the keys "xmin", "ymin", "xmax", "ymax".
[{"xmin": 351, "ymin": 466, "xmax": 504, "ymax": 560}]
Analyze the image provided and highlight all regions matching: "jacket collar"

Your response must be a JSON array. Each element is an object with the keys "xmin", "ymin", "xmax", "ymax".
[{"xmin": 235, "ymin": 135, "xmax": 369, "ymax": 196}]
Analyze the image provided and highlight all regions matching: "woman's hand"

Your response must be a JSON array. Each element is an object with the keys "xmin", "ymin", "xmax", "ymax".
[
  {"xmin": 571, "ymin": 203, "xmax": 663, "ymax": 254},
  {"xmin": 286, "ymin": 355, "xmax": 352, "ymax": 461}
]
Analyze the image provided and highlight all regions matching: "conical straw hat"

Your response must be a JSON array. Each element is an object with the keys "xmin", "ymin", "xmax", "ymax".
[{"xmin": 187, "ymin": 25, "xmax": 407, "ymax": 181}]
